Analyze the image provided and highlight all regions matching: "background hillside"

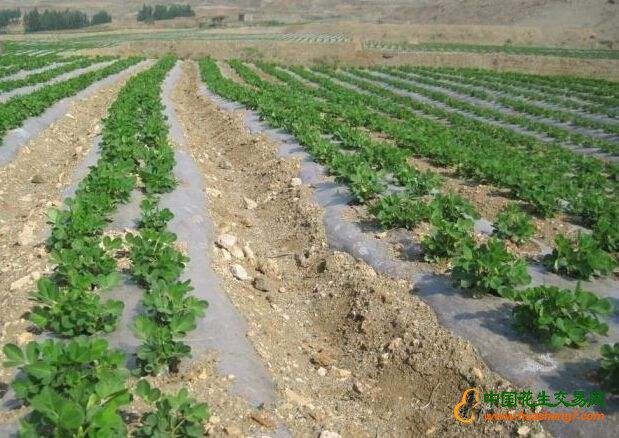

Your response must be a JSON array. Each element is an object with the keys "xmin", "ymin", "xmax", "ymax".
[{"xmin": 1, "ymin": 1, "xmax": 617, "ymax": 42}]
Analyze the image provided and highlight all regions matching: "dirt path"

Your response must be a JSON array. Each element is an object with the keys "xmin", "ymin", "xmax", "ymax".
[
  {"xmin": 0, "ymin": 62, "xmax": 151, "ymax": 405},
  {"xmin": 170, "ymin": 61, "xmax": 541, "ymax": 437}
]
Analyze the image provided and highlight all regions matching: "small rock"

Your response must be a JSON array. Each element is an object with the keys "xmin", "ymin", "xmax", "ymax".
[
  {"xmin": 243, "ymin": 196, "xmax": 258, "ymax": 210},
  {"xmin": 216, "ymin": 234, "xmax": 237, "ymax": 250},
  {"xmin": 295, "ymin": 252, "xmax": 310, "ymax": 268},
  {"xmin": 332, "ymin": 367, "xmax": 351, "ymax": 379},
  {"xmin": 30, "ymin": 174, "xmax": 44, "ymax": 184},
  {"xmin": 517, "ymin": 425, "xmax": 531, "ymax": 436},
  {"xmin": 317, "ymin": 367, "xmax": 327, "ymax": 377},
  {"xmin": 10, "ymin": 275, "xmax": 32, "ymax": 291},
  {"xmin": 205, "ymin": 187, "xmax": 222, "ymax": 198},
  {"xmin": 387, "ymin": 337, "xmax": 403, "ymax": 352},
  {"xmin": 216, "ymin": 247, "xmax": 232, "ymax": 261},
  {"xmin": 253, "ymin": 275, "xmax": 275, "ymax": 292},
  {"xmin": 319, "ymin": 431, "xmax": 341, "ymax": 438},
  {"xmin": 256, "ymin": 258, "xmax": 279, "ymax": 277},
  {"xmin": 379, "ymin": 353, "xmax": 390, "ymax": 365},
  {"xmin": 352, "ymin": 380, "xmax": 368, "ymax": 394},
  {"xmin": 249, "ymin": 411, "xmax": 276, "ymax": 429},
  {"xmin": 290, "ymin": 177, "xmax": 302, "ymax": 187},
  {"xmin": 223, "ymin": 425, "xmax": 243, "ymax": 437},
  {"xmin": 218, "ymin": 160, "xmax": 233, "ymax": 170},
  {"xmin": 472, "ymin": 367, "xmax": 483, "ymax": 381},
  {"xmin": 278, "ymin": 286, "xmax": 287, "ymax": 293},
  {"xmin": 228, "ymin": 245, "xmax": 245, "ymax": 259},
  {"xmin": 230, "ymin": 264, "xmax": 250, "ymax": 281},
  {"xmin": 65, "ymin": 113, "xmax": 75, "ymax": 120},
  {"xmin": 18, "ymin": 223, "xmax": 37, "ymax": 246},
  {"xmin": 16, "ymin": 332, "xmax": 35, "ymax": 345},
  {"xmin": 311, "ymin": 352, "xmax": 334, "ymax": 368},
  {"xmin": 242, "ymin": 244, "xmax": 255, "ymax": 260}
]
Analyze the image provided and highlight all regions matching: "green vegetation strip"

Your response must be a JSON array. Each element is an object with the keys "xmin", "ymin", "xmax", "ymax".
[
  {"xmin": 0, "ymin": 57, "xmax": 141, "ymax": 144},
  {"xmin": 364, "ymin": 40, "xmax": 619, "ymax": 60},
  {"xmin": 0, "ymin": 54, "xmax": 74, "ymax": 79},
  {"xmin": 386, "ymin": 67, "xmax": 619, "ymax": 138},
  {"xmin": 408, "ymin": 66, "xmax": 617, "ymax": 117},
  {"xmin": 278, "ymin": 64, "xmax": 617, "ymax": 245},
  {"xmin": 259, "ymin": 61, "xmax": 617, "ymax": 265},
  {"xmin": 0, "ymin": 56, "xmax": 114, "ymax": 92},
  {"xmin": 2, "ymin": 57, "xmax": 209, "ymax": 435},
  {"xmin": 199, "ymin": 58, "xmax": 615, "ymax": 369},
  {"xmin": 359, "ymin": 67, "xmax": 618, "ymax": 153}
]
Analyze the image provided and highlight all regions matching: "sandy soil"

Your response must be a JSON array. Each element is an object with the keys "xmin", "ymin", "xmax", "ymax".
[{"xmin": 169, "ymin": 60, "xmax": 545, "ymax": 436}]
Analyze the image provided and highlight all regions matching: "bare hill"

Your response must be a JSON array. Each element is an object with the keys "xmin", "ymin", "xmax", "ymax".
[{"xmin": 2, "ymin": 0, "xmax": 617, "ymax": 41}]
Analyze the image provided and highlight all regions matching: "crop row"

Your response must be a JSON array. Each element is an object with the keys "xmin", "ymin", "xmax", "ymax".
[
  {"xmin": 0, "ymin": 56, "xmax": 114, "ymax": 93},
  {"xmin": 405, "ymin": 66, "xmax": 618, "ymax": 117},
  {"xmin": 0, "ymin": 53, "xmax": 74, "ymax": 79},
  {"xmin": 281, "ymin": 64, "xmax": 617, "ymax": 245},
  {"xmin": 2, "ymin": 57, "xmax": 209, "ymax": 435},
  {"xmin": 349, "ymin": 68, "xmax": 618, "ymax": 153},
  {"xmin": 363, "ymin": 40, "xmax": 619, "ymax": 60},
  {"xmin": 432, "ymin": 65, "xmax": 619, "ymax": 106},
  {"xmin": 2, "ymin": 31, "xmax": 350, "ymax": 53},
  {"xmin": 200, "ymin": 58, "xmax": 617, "ymax": 390},
  {"xmin": 254, "ymin": 61, "xmax": 616, "ymax": 273},
  {"xmin": 0, "ymin": 57, "xmax": 141, "ymax": 144},
  {"xmin": 379, "ymin": 67, "xmax": 619, "ymax": 139}
]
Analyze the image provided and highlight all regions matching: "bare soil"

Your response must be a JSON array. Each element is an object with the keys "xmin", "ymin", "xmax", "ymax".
[{"xmin": 169, "ymin": 61, "xmax": 545, "ymax": 436}]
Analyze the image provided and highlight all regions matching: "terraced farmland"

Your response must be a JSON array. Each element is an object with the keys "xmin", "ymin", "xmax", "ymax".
[{"xmin": 0, "ymin": 33, "xmax": 617, "ymax": 438}]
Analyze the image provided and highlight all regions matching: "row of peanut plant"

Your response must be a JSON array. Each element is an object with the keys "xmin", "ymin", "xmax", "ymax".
[
  {"xmin": 419, "ymin": 65, "xmax": 619, "ymax": 109},
  {"xmin": 259, "ymin": 61, "xmax": 616, "ymax": 280},
  {"xmin": 275, "ymin": 63, "xmax": 617, "ymax": 254},
  {"xmin": 2, "ymin": 57, "xmax": 209, "ymax": 436},
  {"xmin": 363, "ymin": 40, "xmax": 619, "ymax": 60},
  {"xmin": 0, "ymin": 57, "xmax": 141, "ymax": 145},
  {"xmin": 0, "ymin": 52, "xmax": 75, "ymax": 78},
  {"xmin": 199, "ymin": 58, "xmax": 617, "ymax": 392},
  {"xmin": 348, "ymin": 67, "xmax": 618, "ymax": 153},
  {"xmin": 378, "ymin": 67, "xmax": 619, "ymax": 138},
  {"xmin": 0, "ymin": 55, "xmax": 114, "ymax": 93},
  {"xmin": 400, "ymin": 65, "xmax": 618, "ymax": 118}
]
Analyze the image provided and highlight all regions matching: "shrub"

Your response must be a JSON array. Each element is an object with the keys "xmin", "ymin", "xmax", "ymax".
[
  {"xmin": 452, "ymin": 237, "xmax": 531, "ymax": 296},
  {"xmin": 429, "ymin": 193, "xmax": 480, "ymax": 223},
  {"xmin": 510, "ymin": 284, "xmax": 613, "ymax": 349},
  {"xmin": 493, "ymin": 204, "xmax": 535, "ymax": 244},
  {"xmin": 422, "ymin": 218, "xmax": 475, "ymax": 261},
  {"xmin": 369, "ymin": 193, "xmax": 429, "ymax": 229},
  {"xmin": 544, "ymin": 233, "xmax": 615, "ymax": 280},
  {"xmin": 599, "ymin": 343, "xmax": 619, "ymax": 394}
]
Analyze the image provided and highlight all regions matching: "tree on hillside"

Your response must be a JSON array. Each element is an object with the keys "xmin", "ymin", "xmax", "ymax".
[
  {"xmin": 23, "ymin": 9, "xmax": 41, "ymax": 32},
  {"xmin": 137, "ymin": 5, "xmax": 153, "ymax": 22},
  {"xmin": 0, "ymin": 9, "xmax": 21, "ymax": 29},
  {"xmin": 137, "ymin": 4, "xmax": 195, "ymax": 22},
  {"xmin": 24, "ymin": 8, "xmax": 113, "ymax": 33},
  {"xmin": 91, "ymin": 10, "xmax": 112, "ymax": 25}
]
